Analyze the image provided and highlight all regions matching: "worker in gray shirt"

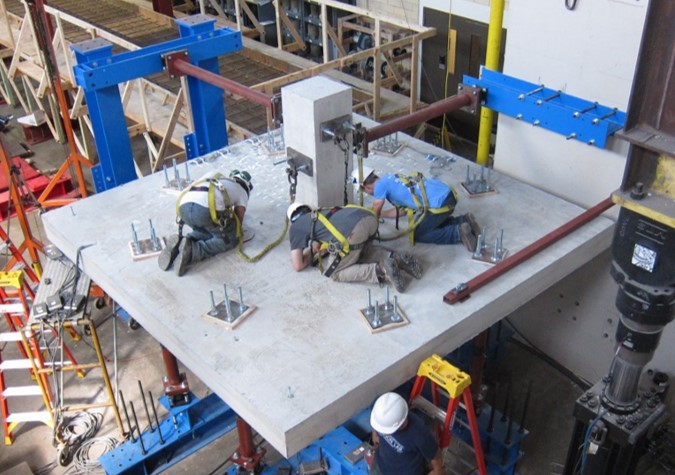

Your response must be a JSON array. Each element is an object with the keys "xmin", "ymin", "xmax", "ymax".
[
  {"xmin": 159, "ymin": 169, "xmax": 253, "ymax": 276},
  {"xmin": 287, "ymin": 203, "xmax": 423, "ymax": 292}
]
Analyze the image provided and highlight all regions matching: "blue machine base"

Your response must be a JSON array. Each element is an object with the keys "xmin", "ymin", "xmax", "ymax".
[
  {"xmin": 100, "ymin": 393, "xmax": 238, "ymax": 475},
  {"xmin": 226, "ymin": 425, "xmax": 369, "ymax": 475}
]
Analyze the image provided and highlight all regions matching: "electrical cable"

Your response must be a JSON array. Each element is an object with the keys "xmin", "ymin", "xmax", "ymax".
[
  {"xmin": 63, "ymin": 436, "xmax": 118, "ymax": 475},
  {"xmin": 566, "ymin": 0, "xmax": 579, "ymax": 11},
  {"xmin": 505, "ymin": 318, "xmax": 591, "ymax": 391},
  {"xmin": 579, "ymin": 408, "xmax": 607, "ymax": 473}
]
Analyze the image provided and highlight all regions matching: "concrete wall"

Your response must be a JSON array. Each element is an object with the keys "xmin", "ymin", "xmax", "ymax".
[{"xmin": 355, "ymin": 0, "xmax": 675, "ymax": 406}]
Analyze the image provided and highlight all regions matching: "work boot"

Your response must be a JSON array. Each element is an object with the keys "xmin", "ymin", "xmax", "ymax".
[
  {"xmin": 459, "ymin": 223, "xmax": 477, "ymax": 252},
  {"xmin": 379, "ymin": 257, "xmax": 405, "ymax": 292},
  {"xmin": 463, "ymin": 213, "xmax": 481, "ymax": 238},
  {"xmin": 157, "ymin": 234, "xmax": 181, "ymax": 271},
  {"xmin": 175, "ymin": 238, "xmax": 193, "ymax": 277},
  {"xmin": 393, "ymin": 251, "xmax": 422, "ymax": 279}
]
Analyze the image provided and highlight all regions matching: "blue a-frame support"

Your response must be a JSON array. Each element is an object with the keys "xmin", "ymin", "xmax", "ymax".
[{"xmin": 71, "ymin": 15, "xmax": 242, "ymax": 192}]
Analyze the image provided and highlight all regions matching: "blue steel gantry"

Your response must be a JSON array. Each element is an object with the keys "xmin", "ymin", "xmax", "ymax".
[{"xmin": 71, "ymin": 14, "xmax": 242, "ymax": 192}]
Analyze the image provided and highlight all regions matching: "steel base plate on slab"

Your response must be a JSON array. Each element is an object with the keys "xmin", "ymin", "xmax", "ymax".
[
  {"xmin": 358, "ymin": 303, "xmax": 409, "ymax": 333},
  {"xmin": 203, "ymin": 302, "xmax": 257, "ymax": 330},
  {"xmin": 460, "ymin": 180, "xmax": 498, "ymax": 197},
  {"xmin": 371, "ymin": 143, "xmax": 405, "ymax": 157},
  {"xmin": 472, "ymin": 248, "xmax": 509, "ymax": 265},
  {"xmin": 129, "ymin": 237, "xmax": 165, "ymax": 261}
]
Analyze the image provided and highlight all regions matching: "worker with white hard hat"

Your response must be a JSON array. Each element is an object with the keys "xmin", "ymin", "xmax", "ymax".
[
  {"xmin": 353, "ymin": 166, "xmax": 481, "ymax": 252},
  {"xmin": 158, "ymin": 169, "xmax": 253, "ymax": 276},
  {"xmin": 369, "ymin": 392, "xmax": 444, "ymax": 475},
  {"xmin": 287, "ymin": 202, "xmax": 423, "ymax": 292}
]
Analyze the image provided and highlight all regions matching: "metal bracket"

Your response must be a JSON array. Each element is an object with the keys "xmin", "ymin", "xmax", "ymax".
[
  {"xmin": 457, "ymin": 83, "xmax": 484, "ymax": 115},
  {"xmin": 320, "ymin": 114, "xmax": 352, "ymax": 142},
  {"xmin": 164, "ymin": 49, "xmax": 189, "ymax": 79},
  {"xmin": 286, "ymin": 147, "xmax": 313, "ymax": 177},
  {"xmin": 463, "ymin": 68, "xmax": 626, "ymax": 147}
]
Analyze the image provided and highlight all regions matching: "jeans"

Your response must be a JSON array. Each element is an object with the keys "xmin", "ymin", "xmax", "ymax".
[
  {"xmin": 179, "ymin": 202, "xmax": 237, "ymax": 262},
  {"xmin": 413, "ymin": 195, "xmax": 461, "ymax": 245}
]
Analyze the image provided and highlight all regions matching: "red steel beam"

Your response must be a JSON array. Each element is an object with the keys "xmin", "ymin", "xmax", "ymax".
[
  {"xmin": 365, "ymin": 91, "xmax": 474, "ymax": 155},
  {"xmin": 444, "ymin": 197, "xmax": 615, "ymax": 304},
  {"xmin": 169, "ymin": 57, "xmax": 274, "ymax": 110}
]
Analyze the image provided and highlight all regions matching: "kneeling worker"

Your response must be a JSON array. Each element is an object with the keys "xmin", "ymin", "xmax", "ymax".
[
  {"xmin": 287, "ymin": 203, "xmax": 422, "ymax": 292},
  {"xmin": 369, "ymin": 392, "xmax": 444, "ymax": 475},
  {"xmin": 357, "ymin": 168, "xmax": 480, "ymax": 251},
  {"xmin": 159, "ymin": 169, "xmax": 253, "ymax": 276}
]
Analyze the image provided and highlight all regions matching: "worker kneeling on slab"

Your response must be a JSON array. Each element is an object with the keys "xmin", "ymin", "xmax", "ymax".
[
  {"xmin": 158, "ymin": 169, "xmax": 253, "ymax": 276},
  {"xmin": 369, "ymin": 392, "xmax": 444, "ymax": 475},
  {"xmin": 287, "ymin": 203, "xmax": 422, "ymax": 292},
  {"xmin": 356, "ymin": 167, "xmax": 480, "ymax": 252}
]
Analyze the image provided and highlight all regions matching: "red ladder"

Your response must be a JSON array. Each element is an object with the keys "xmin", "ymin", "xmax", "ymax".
[{"xmin": 408, "ymin": 354, "xmax": 488, "ymax": 475}]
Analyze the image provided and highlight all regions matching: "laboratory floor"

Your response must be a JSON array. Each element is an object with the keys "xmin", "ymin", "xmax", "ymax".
[{"xmin": 0, "ymin": 102, "xmax": 670, "ymax": 475}]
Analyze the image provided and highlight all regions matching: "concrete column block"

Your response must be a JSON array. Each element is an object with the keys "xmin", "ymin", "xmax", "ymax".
[{"xmin": 282, "ymin": 76, "xmax": 353, "ymax": 208}]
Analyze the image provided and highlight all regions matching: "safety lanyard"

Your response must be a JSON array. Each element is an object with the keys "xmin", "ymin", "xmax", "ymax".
[
  {"xmin": 310, "ymin": 205, "xmax": 375, "ymax": 276},
  {"xmin": 176, "ymin": 173, "xmax": 234, "ymax": 225}
]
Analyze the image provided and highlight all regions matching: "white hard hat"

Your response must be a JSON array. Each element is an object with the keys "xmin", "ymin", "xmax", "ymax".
[
  {"xmin": 370, "ymin": 392, "xmax": 408, "ymax": 435},
  {"xmin": 287, "ymin": 202, "xmax": 310, "ymax": 222},
  {"xmin": 351, "ymin": 165, "xmax": 375, "ymax": 186}
]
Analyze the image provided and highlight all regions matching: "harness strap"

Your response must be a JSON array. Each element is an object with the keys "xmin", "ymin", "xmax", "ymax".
[
  {"xmin": 176, "ymin": 173, "xmax": 235, "ymax": 226},
  {"xmin": 311, "ymin": 206, "xmax": 374, "ymax": 276},
  {"xmin": 396, "ymin": 172, "xmax": 456, "ymax": 245}
]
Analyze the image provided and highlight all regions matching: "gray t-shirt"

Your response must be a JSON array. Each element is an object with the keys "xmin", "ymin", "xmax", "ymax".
[{"xmin": 289, "ymin": 207, "xmax": 371, "ymax": 250}]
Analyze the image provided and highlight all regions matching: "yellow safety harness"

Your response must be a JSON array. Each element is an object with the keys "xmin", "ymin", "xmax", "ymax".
[
  {"xmin": 176, "ymin": 173, "xmax": 242, "ymax": 239},
  {"xmin": 393, "ymin": 172, "xmax": 457, "ymax": 246},
  {"xmin": 310, "ymin": 205, "xmax": 376, "ymax": 276}
]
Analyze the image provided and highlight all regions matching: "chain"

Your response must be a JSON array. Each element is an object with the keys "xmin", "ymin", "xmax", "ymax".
[
  {"xmin": 286, "ymin": 165, "xmax": 298, "ymax": 202},
  {"xmin": 343, "ymin": 146, "xmax": 349, "ymax": 206}
]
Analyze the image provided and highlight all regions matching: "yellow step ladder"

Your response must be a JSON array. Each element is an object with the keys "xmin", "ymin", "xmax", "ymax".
[{"xmin": 408, "ymin": 354, "xmax": 488, "ymax": 475}]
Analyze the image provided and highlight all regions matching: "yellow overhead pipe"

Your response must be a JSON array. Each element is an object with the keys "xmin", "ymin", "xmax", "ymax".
[{"xmin": 476, "ymin": 0, "xmax": 505, "ymax": 166}]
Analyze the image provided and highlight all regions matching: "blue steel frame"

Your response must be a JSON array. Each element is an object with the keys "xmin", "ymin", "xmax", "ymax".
[
  {"xmin": 71, "ymin": 15, "xmax": 242, "ymax": 192},
  {"xmin": 463, "ymin": 68, "xmax": 626, "ymax": 148},
  {"xmin": 99, "ymin": 393, "xmax": 239, "ymax": 475}
]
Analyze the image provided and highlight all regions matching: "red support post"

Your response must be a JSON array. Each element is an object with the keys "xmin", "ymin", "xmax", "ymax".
[
  {"xmin": 160, "ymin": 346, "xmax": 191, "ymax": 406},
  {"xmin": 230, "ymin": 417, "xmax": 266, "ymax": 472}
]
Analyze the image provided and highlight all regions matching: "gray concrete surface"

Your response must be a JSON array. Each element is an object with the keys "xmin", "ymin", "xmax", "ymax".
[{"xmin": 38, "ymin": 112, "xmax": 613, "ymax": 458}]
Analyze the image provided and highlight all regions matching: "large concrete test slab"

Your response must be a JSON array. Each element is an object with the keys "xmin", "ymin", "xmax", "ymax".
[{"xmin": 41, "ymin": 119, "xmax": 615, "ymax": 457}]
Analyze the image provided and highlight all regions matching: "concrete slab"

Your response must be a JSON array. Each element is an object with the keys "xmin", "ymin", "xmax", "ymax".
[{"xmin": 39, "ymin": 118, "xmax": 614, "ymax": 457}]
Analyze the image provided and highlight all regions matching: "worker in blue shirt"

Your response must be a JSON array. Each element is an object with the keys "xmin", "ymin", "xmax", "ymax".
[
  {"xmin": 369, "ymin": 392, "xmax": 444, "ymax": 475},
  {"xmin": 356, "ymin": 167, "xmax": 480, "ymax": 251}
]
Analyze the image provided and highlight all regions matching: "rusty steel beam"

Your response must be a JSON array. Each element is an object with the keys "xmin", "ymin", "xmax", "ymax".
[
  {"xmin": 168, "ymin": 56, "xmax": 274, "ymax": 110},
  {"xmin": 444, "ymin": 197, "xmax": 615, "ymax": 304},
  {"xmin": 365, "ymin": 91, "xmax": 475, "ymax": 155}
]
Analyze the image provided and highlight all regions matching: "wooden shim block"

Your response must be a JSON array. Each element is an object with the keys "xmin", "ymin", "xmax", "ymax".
[
  {"xmin": 357, "ymin": 303, "xmax": 409, "ymax": 334},
  {"xmin": 203, "ymin": 304, "xmax": 258, "ymax": 330},
  {"xmin": 129, "ymin": 236, "xmax": 165, "ymax": 261}
]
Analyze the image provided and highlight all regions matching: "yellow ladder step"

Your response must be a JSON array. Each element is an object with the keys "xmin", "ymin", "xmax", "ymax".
[{"xmin": 416, "ymin": 354, "xmax": 472, "ymax": 398}]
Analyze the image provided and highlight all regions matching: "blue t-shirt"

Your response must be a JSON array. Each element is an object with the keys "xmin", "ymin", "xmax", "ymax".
[
  {"xmin": 374, "ymin": 412, "xmax": 438, "ymax": 475},
  {"xmin": 373, "ymin": 175, "xmax": 453, "ymax": 210}
]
